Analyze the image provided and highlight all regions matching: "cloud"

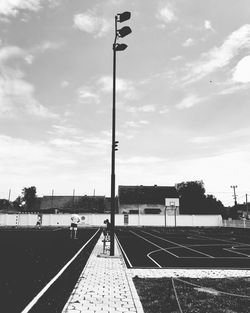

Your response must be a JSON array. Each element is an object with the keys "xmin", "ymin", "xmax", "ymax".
[
  {"xmin": 182, "ymin": 38, "xmax": 194, "ymax": 47},
  {"xmin": 97, "ymin": 75, "xmax": 137, "ymax": 100},
  {"xmin": 33, "ymin": 41, "xmax": 63, "ymax": 53},
  {"xmin": 218, "ymin": 82, "xmax": 249, "ymax": 95},
  {"xmin": 61, "ymin": 80, "xmax": 69, "ymax": 88},
  {"xmin": 49, "ymin": 138, "xmax": 81, "ymax": 148},
  {"xmin": 117, "ymin": 156, "xmax": 164, "ymax": 165},
  {"xmin": 183, "ymin": 24, "xmax": 250, "ymax": 83},
  {"xmin": 49, "ymin": 125, "xmax": 79, "ymax": 136},
  {"xmin": 232, "ymin": 55, "xmax": 250, "ymax": 83},
  {"xmin": 0, "ymin": 45, "xmax": 57, "ymax": 118},
  {"xmin": 0, "ymin": 135, "xmax": 60, "ymax": 174},
  {"xmin": 0, "ymin": 73, "xmax": 57, "ymax": 118},
  {"xmin": 74, "ymin": 11, "xmax": 111, "ymax": 37},
  {"xmin": 124, "ymin": 120, "xmax": 149, "ymax": 128},
  {"xmin": 190, "ymin": 136, "xmax": 217, "ymax": 144},
  {"xmin": 0, "ymin": 45, "xmax": 26, "ymax": 62},
  {"xmin": 77, "ymin": 75, "xmax": 138, "ymax": 107},
  {"xmin": 0, "ymin": 0, "xmax": 58, "ymax": 18},
  {"xmin": 176, "ymin": 94, "xmax": 202, "ymax": 109},
  {"xmin": 0, "ymin": 0, "xmax": 41, "ymax": 16},
  {"xmin": 156, "ymin": 3, "xmax": 176, "ymax": 24},
  {"xmin": 78, "ymin": 87, "xmax": 100, "ymax": 104},
  {"xmin": 171, "ymin": 55, "xmax": 183, "ymax": 61},
  {"xmin": 24, "ymin": 54, "xmax": 34, "ymax": 64},
  {"xmin": 159, "ymin": 107, "xmax": 169, "ymax": 114},
  {"xmin": 98, "ymin": 76, "xmax": 129, "ymax": 92},
  {"xmin": 204, "ymin": 20, "xmax": 214, "ymax": 31},
  {"xmin": 126, "ymin": 104, "xmax": 156, "ymax": 113}
]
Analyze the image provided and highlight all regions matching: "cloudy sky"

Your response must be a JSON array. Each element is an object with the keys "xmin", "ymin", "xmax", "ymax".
[{"xmin": 0, "ymin": 0, "xmax": 250, "ymax": 205}]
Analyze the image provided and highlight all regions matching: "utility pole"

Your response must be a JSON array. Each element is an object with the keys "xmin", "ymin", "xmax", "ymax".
[
  {"xmin": 231, "ymin": 185, "xmax": 238, "ymax": 206},
  {"xmin": 73, "ymin": 188, "xmax": 75, "ymax": 210},
  {"xmin": 51, "ymin": 189, "xmax": 54, "ymax": 209},
  {"xmin": 231, "ymin": 185, "xmax": 238, "ymax": 218},
  {"xmin": 246, "ymin": 194, "xmax": 249, "ymax": 219}
]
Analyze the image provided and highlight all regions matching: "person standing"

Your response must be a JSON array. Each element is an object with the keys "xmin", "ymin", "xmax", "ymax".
[
  {"xmin": 70, "ymin": 214, "xmax": 81, "ymax": 239},
  {"xmin": 103, "ymin": 219, "xmax": 111, "ymax": 240}
]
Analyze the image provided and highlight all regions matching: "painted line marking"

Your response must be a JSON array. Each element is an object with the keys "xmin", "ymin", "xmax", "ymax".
[
  {"xmin": 223, "ymin": 248, "xmax": 250, "ymax": 258},
  {"xmin": 232, "ymin": 245, "xmax": 250, "ymax": 250},
  {"xmin": 130, "ymin": 230, "xmax": 180, "ymax": 258},
  {"xmin": 115, "ymin": 234, "xmax": 133, "ymax": 268},
  {"xmin": 140, "ymin": 230, "xmax": 214, "ymax": 258},
  {"xmin": 192, "ymin": 233, "xmax": 250, "ymax": 247},
  {"xmin": 21, "ymin": 229, "xmax": 100, "ymax": 313},
  {"xmin": 147, "ymin": 250, "xmax": 162, "ymax": 268},
  {"xmin": 147, "ymin": 247, "xmax": 250, "ymax": 259}
]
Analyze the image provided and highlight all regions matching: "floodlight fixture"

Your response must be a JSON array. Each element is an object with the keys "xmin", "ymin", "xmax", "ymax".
[
  {"xmin": 114, "ymin": 43, "xmax": 128, "ymax": 51},
  {"xmin": 117, "ymin": 11, "xmax": 131, "ymax": 23},
  {"xmin": 117, "ymin": 26, "xmax": 132, "ymax": 38}
]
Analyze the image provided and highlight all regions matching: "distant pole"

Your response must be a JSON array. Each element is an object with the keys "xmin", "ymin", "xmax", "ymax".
[
  {"xmin": 230, "ymin": 185, "xmax": 238, "ymax": 206},
  {"xmin": 8, "ymin": 189, "xmax": 11, "ymax": 201},
  {"xmin": 51, "ymin": 189, "xmax": 54, "ymax": 208},
  {"xmin": 231, "ymin": 185, "xmax": 238, "ymax": 218},
  {"xmin": 174, "ymin": 207, "xmax": 177, "ymax": 227},
  {"xmin": 246, "ymin": 194, "xmax": 249, "ymax": 219},
  {"xmin": 73, "ymin": 188, "xmax": 75, "ymax": 210}
]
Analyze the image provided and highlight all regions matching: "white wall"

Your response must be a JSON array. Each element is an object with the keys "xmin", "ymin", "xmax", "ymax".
[{"xmin": 0, "ymin": 213, "xmax": 223, "ymax": 227}]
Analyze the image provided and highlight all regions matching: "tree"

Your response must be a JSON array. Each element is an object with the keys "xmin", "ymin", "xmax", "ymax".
[
  {"xmin": 176, "ymin": 180, "xmax": 224, "ymax": 215},
  {"xmin": 203, "ymin": 194, "xmax": 224, "ymax": 215},
  {"xmin": 21, "ymin": 186, "xmax": 37, "ymax": 211},
  {"xmin": 13, "ymin": 196, "xmax": 22, "ymax": 211},
  {"xmin": 176, "ymin": 181, "xmax": 206, "ymax": 214},
  {"xmin": 0, "ymin": 199, "xmax": 11, "ymax": 211}
]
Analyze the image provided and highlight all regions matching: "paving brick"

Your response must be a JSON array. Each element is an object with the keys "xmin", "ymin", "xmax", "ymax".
[{"xmin": 62, "ymin": 236, "xmax": 144, "ymax": 313}]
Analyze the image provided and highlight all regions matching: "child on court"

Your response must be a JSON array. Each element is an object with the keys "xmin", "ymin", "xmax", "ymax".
[
  {"xmin": 70, "ymin": 214, "xmax": 81, "ymax": 239},
  {"xmin": 103, "ymin": 219, "xmax": 111, "ymax": 240}
]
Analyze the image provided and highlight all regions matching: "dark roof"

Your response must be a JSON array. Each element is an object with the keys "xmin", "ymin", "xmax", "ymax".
[
  {"xmin": 118, "ymin": 185, "xmax": 179, "ymax": 205},
  {"xmin": 40, "ymin": 195, "xmax": 106, "ymax": 212}
]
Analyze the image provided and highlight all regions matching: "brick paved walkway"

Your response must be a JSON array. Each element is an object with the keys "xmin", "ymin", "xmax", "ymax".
[
  {"xmin": 62, "ymin": 235, "xmax": 144, "ymax": 313},
  {"xmin": 62, "ymin": 234, "xmax": 250, "ymax": 313}
]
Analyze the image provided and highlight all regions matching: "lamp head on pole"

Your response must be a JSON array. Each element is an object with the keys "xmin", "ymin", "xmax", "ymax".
[
  {"xmin": 117, "ymin": 11, "xmax": 131, "ymax": 23},
  {"xmin": 117, "ymin": 26, "xmax": 132, "ymax": 38},
  {"xmin": 114, "ymin": 43, "xmax": 128, "ymax": 51}
]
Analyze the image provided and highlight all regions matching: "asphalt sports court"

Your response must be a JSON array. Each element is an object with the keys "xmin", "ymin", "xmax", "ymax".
[
  {"xmin": 116, "ymin": 227, "xmax": 250, "ymax": 269},
  {"xmin": 0, "ymin": 227, "xmax": 100, "ymax": 313}
]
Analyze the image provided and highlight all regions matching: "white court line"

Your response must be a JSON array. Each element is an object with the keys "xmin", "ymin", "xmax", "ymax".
[
  {"xmin": 115, "ymin": 234, "xmax": 133, "ymax": 268},
  {"xmin": 140, "ymin": 230, "xmax": 214, "ymax": 258},
  {"xmin": 232, "ymin": 245, "xmax": 250, "ymax": 250},
  {"xmin": 21, "ymin": 229, "xmax": 100, "ymax": 313},
  {"xmin": 193, "ymin": 233, "xmax": 250, "ymax": 247},
  {"xmin": 147, "ymin": 250, "xmax": 162, "ymax": 268},
  {"xmin": 130, "ymin": 230, "xmax": 180, "ymax": 258},
  {"xmin": 165, "ymin": 243, "xmax": 233, "ymax": 250},
  {"xmin": 223, "ymin": 248, "xmax": 250, "ymax": 258}
]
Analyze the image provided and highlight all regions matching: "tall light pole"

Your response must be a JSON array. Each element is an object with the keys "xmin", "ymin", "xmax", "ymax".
[{"xmin": 110, "ymin": 12, "xmax": 132, "ymax": 256}]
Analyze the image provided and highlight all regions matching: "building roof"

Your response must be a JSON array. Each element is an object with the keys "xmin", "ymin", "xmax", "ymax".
[
  {"xmin": 40, "ymin": 195, "xmax": 106, "ymax": 212},
  {"xmin": 118, "ymin": 185, "xmax": 179, "ymax": 205}
]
